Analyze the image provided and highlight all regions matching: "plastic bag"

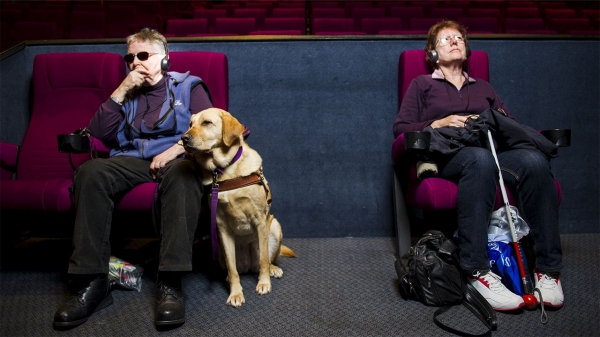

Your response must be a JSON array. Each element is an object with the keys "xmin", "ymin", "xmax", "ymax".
[
  {"xmin": 487, "ymin": 206, "xmax": 529, "ymax": 243},
  {"xmin": 108, "ymin": 256, "xmax": 144, "ymax": 291},
  {"xmin": 487, "ymin": 241, "xmax": 523, "ymax": 296}
]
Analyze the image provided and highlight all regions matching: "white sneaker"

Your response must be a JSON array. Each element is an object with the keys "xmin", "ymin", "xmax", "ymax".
[
  {"xmin": 468, "ymin": 270, "xmax": 525, "ymax": 311},
  {"xmin": 533, "ymin": 270, "xmax": 564, "ymax": 308}
]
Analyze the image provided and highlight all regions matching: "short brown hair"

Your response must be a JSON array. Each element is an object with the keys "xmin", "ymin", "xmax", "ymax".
[
  {"xmin": 425, "ymin": 20, "xmax": 468, "ymax": 63},
  {"xmin": 126, "ymin": 28, "xmax": 168, "ymax": 54}
]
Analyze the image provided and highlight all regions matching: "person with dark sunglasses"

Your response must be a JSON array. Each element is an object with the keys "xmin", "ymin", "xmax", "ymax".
[{"xmin": 53, "ymin": 28, "xmax": 215, "ymax": 330}]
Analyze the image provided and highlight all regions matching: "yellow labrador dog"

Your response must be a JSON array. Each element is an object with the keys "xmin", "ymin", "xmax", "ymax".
[{"xmin": 181, "ymin": 108, "xmax": 294, "ymax": 308}]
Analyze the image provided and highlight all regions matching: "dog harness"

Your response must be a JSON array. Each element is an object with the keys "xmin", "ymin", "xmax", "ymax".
[{"xmin": 210, "ymin": 146, "xmax": 272, "ymax": 260}]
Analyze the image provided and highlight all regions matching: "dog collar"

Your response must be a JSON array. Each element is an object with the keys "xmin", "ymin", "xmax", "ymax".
[{"xmin": 214, "ymin": 146, "xmax": 243, "ymax": 176}]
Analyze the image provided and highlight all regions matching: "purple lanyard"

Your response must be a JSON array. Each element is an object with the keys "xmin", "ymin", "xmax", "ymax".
[{"xmin": 210, "ymin": 146, "xmax": 243, "ymax": 260}]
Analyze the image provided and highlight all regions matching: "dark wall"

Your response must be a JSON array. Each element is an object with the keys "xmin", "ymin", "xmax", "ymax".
[{"xmin": 1, "ymin": 37, "xmax": 598, "ymax": 236}]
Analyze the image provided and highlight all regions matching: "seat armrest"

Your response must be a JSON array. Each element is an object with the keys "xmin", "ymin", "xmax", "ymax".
[
  {"xmin": 0, "ymin": 141, "xmax": 19, "ymax": 179},
  {"xmin": 540, "ymin": 129, "xmax": 571, "ymax": 147},
  {"xmin": 392, "ymin": 132, "xmax": 431, "ymax": 164}
]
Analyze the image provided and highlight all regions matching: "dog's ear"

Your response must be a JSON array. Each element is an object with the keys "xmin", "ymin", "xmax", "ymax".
[{"xmin": 221, "ymin": 113, "xmax": 245, "ymax": 147}]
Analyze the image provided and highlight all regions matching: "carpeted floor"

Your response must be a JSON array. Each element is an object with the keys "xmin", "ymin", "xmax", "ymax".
[{"xmin": 0, "ymin": 234, "xmax": 598, "ymax": 336}]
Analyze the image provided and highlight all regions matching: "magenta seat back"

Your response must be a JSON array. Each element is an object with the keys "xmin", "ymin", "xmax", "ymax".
[
  {"xmin": 166, "ymin": 19, "xmax": 208, "ymax": 36},
  {"xmin": 264, "ymin": 18, "xmax": 306, "ymax": 32},
  {"xmin": 18, "ymin": 53, "xmax": 125, "ymax": 181},
  {"xmin": 313, "ymin": 18, "xmax": 354, "ymax": 33},
  {"xmin": 215, "ymin": 18, "xmax": 256, "ymax": 35},
  {"xmin": 167, "ymin": 51, "xmax": 229, "ymax": 111},
  {"xmin": 398, "ymin": 49, "xmax": 489, "ymax": 106}
]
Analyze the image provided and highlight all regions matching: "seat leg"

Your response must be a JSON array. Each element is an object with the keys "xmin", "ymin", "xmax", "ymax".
[{"xmin": 393, "ymin": 168, "xmax": 412, "ymax": 257}]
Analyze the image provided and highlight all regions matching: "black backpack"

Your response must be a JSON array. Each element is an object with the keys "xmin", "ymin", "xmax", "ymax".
[{"xmin": 395, "ymin": 230, "xmax": 498, "ymax": 336}]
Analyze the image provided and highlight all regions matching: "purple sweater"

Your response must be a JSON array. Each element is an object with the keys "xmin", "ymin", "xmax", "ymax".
[
  {"xmin": 393, "ymin": 70, "xmax": 515, "ymax": 138},
  {"xmin": 88, "ymin": 75, "xmax": 212, "ymax": 145}
]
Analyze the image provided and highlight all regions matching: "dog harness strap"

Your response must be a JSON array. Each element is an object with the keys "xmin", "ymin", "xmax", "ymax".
[{"xmin": 217, "ymin": 174, "xmax": 262, "ymax": 192}]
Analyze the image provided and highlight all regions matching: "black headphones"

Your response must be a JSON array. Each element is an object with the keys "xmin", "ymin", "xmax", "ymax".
[
  {"xmin": 161, "ymin": 39, "xmax": 170, "ymax": 72},
  {"xmin": 427, "ymin": 39, "xmax": 471, "ymax": 64}
]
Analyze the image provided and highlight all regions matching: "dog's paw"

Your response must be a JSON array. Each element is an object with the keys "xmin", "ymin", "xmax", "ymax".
[
  {"xmin": 226, "ymin": 292, "xmax": 245, "ymax": 308},
  {"xmin": 255, "ymin": 282, "xmax": 272, "ymax": 296},
  {"xmin": 269, "ymin": 264, "xmax": 283, "ymax": 278}
]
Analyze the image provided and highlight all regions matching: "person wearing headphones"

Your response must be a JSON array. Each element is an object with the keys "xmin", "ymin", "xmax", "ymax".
[
  {"xmin": 53, "ymin": 28, "xmax": 213, "ymax": 329},
  {"xmin": 393, "ymin": 20, "xmax": 564, "ymax": 312}
]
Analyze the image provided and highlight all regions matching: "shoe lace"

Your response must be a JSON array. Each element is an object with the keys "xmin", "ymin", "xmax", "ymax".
[
  {"xmin": 475, "ymin": 270, "xmax": 505, "ymax": 292},
  {"xmin": 537, "ymin": 272, "xmax": 559, "ymax": 290}
]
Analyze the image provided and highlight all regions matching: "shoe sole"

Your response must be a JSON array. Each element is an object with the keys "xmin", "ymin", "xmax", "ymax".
[
  {"xmin": 155, "ymin": 317, "xmax": 185, "ymax": 326},
  {"xmin": 53, "ymin": 294, "xmax": 114, "ymax": 327},
  {"xmin": 492, "ymin": 301, "xmax": 525, "ymax": 312}
]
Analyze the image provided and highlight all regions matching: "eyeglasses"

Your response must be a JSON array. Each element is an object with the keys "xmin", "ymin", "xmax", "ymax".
[
  {"xmin": 436, "ymin": 35, "xmax": 465, "ymax": 47},
  {"xmin": 123, "ymin": 52, "xmax": 161, "ymax": 63}
]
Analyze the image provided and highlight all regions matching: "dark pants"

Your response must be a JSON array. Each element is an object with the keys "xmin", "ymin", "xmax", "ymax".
[
  {"xmin": 438, "ymin": 147, "xmax": 562, "ymax": 274},
  {"xmin": 68, "ymin": 156, "xmax": 204, "ymax": 274}
]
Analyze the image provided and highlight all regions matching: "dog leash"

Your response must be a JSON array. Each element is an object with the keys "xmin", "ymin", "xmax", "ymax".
[{"xmin": 211, "ymin": 146, "xmax": 244, "ymax": 260}]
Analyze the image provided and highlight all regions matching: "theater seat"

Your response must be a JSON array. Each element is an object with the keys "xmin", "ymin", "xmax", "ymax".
[
  {"xmin": 392, "ymin": 49, "xmax": 566, "ymax": 256},
  {"xmin": 0, "ymin": 52, "xmax": 125, "ymax": 212},
  {"xmin": 0, "ymin": 51, "xmax": 229, "ymax": 214}
]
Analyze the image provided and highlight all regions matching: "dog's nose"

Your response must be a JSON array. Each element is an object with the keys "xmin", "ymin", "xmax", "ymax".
[{"xmin": 181, "ymin": 133, "xmax": 190, "ymax": 144}]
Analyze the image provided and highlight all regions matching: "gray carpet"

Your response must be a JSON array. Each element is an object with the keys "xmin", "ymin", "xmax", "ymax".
[{"xmin": 1, "ymin": 234, "xmax": 598, "ymax": 336}]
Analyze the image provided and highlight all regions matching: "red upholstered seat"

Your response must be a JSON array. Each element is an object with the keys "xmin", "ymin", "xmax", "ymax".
[
  {"xmin": 69, "ymin": 10, "xmax": 105, "ymax": 39},
  {"xmin": 361, "ymin": 18, "xmax": 402, "ymax": 35},
  {"xmin": 166, "ymin": 19, "xmax": 208, "ymax": 37},
  {"xmin": 0, "ymin": 51, "xmax": 229, "ymax": 213},
  {"xmin": 0, "ymin": 52, "xmax": 125, "ymax": 212},
  {"xmin": 215, "ymin": 18, "xmax": 256, "ymax": 35},
  {"xmin": 263, "ymin": 18, "xmax": 306, "ymax": 33},
  {"xmin": 392, "ymin": 49, "xmax": 564, "ymax": 255},
  {"xmin": 312, "ymin": 18, "xmax": 354, "ymax": 34}
]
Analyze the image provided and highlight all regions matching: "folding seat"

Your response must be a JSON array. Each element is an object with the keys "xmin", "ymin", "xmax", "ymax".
[
  {"xmin": 392, "ymin": 49, "xmax": 568, "ymax": 256},
  {"xmin": 457, "ymin": 17, "xmax": 499, "ymax": 34},
  {"xmin": 409, "ymin": 18, "xmax": 446, "ymax": 32},
  {"xmin": 430, "ymin": 8, "xmax": 464, "ymax": 21},
  {"xmin": 233, "ymin": 8, "xmax": 267, "ymax": 30},
  {"xmin": 263, "ymin": 18, "xmax": 306, "ymax": 33},
  {"xmin": 215, "ymin": 17, "xmax": 256, "ymax": 35},
  {"xmin": 506, "ymin": 1, "xmax": 538, "ymax": 8},
  {"xmin": 379, "ymin": 30, "xmax": 429, "ymax": 35},
  {"xmin": 376, "ymin": 0, "xmax": 406, "ymax": 16},
  {"xmin": 25, "ymin": 8, "xmax": 68, "ymax": 38},
  {"xmin": 211, "ymin": 3, "xmax": 239, "ymax": 16},
  {"xmin": 104, "ymin": 5, "xmax": 138, "ymax": 38},
  {"xmin": 277, "ymin": 2, "xmax": 306, "ymax": 9},
  {"xmin": 0, "ymin": 53, "xmax": 125, "ymax": 213},
  {"xmin": 505, "ymin": 8, "xmax": 541, "ymax": 19},
  {"xmin": 311, "ymin": 2, "xmax": 340, "ymax": 9},
  {"xmin": 312, "ymin": 18, "xmax": 355, "ymax": 34},
  {"xmin": 551, "ymin": 18, "xmax": 593, "ymax": 34},
  {"xmin": 166, "ymin": 19, "xmax": 208, "ymax": 36},
  {"xmin": 312, "ymin": 8, "xmax": 345, "ymax": 19},
  {"xmin": 69, "ymin": 11, "xmax": 106, "ymax": 39},
  {"xmin": 249, "ymin": 30, "xmax": 303, "ymax": 35},
  {"xmin": 503, "ymin": 18, "xmax": 546, "ymax": 32},
  {"xmin": 390, "ymin": 7, "xmax": 425, "ymax": 30},
  {"xmin": 544, "ymin": 9, "xmax": 577, "ymax": 28},
  {"xmin": 344, "ymin": 1, "xmax": 373, "ymax": 17},
  {"xmin": 468, "ymin": 8, "xmax": 501, "ymax": 19},
  {"xmin": 13, "ymin": 22, "xmax": 58, "ymax": 41},
  {"xmin": 194, "ymin": 9, "xmax": 227, "ymax": 33},
  {"xmin": 271, "ymin": 8, "xmax": 305, "ymax": 18},
  {"xmin": 352, "ymin": 7, "xmax": 385, "ymax": 31},
  {"xmin": 244, "ymin": 1, "xmax": 274, "ymax": 16},
  {"xmin": 361, "ymin": 18, "xmax": 402, "ymax": 35}
]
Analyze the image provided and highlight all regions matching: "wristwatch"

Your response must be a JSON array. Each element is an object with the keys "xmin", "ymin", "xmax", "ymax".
[{"xmin": 110, "ymin": 96, "xmax": 122, "ymax": 105}]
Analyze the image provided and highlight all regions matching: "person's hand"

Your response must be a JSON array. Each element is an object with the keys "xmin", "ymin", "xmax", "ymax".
[
  {"xmin": 149, "ymin": 143, "xmax": 185, "ymax": 180},
  {"xmin": 431, "ymin": 114, "xmax": 477, "ymax": 128},
  {"xmin": 110, "ymin": 67, "xmax": 150, "ymax": 102}
]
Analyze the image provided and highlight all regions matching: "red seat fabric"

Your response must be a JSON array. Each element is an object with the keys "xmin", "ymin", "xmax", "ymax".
[
  {"xmin": 352, "ymin": 8, "xmax": 385, "ymax": 31},
  {"xmin": 0, "ymin": 52, "xmax": 125, "ymax": 212},
  {"xmin": 263, "ymin": 18, "xmax": 306, "ymax": 33},
  {"xmin": 14, "ymin": 22, "xmax": 58, "ymax": 41},
  {"xmin": 361, "ymin": 18, "xmax": 402, "ymax": 35},
  {"xmin": 166, "ymin": 19, "xmax": 208, "ymax": 36},
  {"xmin": 312, "ymin": 8, "xmax": 345, "ymax": 19},
  {"xmin": 193, "ymin": 9, "xmax": 227, "ymax": 34},
  {"xmin": 249, "ymin": 30, "xmax": 303, "ymax": 35},
  {"xmin": 215, "ymin": 18, "xmax": 256, "ymax": 35},
  {"xmin": 390, "ymin": 7, "xmax": 425, "ymax": 30},
  {"xmin": 430, "ymin": 8, "xmax": 464, "ymax": 21},
  {"xmin": 551, "ymin": 18, "xmax": 593, "ymax": 34},
  {"xmin": 69, "ymin": 11, "xmax": 105, "ymax": 39},
  {"xmin": 504, "ymin": 18, "xmax": 546, "ymax": 32},
  {"xmin": 458, "ymin": 17, "xmax": 500, "ymax": 34},
  {"xmin": 233, "ymin": 8, "xmax": 267, "ymax": 30},
  {"xmin": 271, "ymin": 8, "xmax": 305, "ymax": 18},
  {"xmin": 312, "ymin": 18, "xmax": 354, "ymax": 34}
]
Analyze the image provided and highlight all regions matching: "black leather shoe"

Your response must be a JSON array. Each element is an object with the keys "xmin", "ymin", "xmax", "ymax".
[
  {"xmin": 54, "ymin": 276, "xmax": 113, "ymax": 328},
  {"xmin": 155, "ymin": 278, "xmax": 186, "ymax": 326}
]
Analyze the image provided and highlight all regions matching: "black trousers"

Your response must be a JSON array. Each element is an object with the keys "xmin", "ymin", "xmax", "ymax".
[{"xmin": 68, "ymin": 156, "xmax": 204, "ymax": 274}]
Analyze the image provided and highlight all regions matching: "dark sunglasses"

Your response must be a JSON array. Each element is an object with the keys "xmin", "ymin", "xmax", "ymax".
[{"xmin": 123, "ymin": 52, "xmax": 160, "ymax": 63}]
